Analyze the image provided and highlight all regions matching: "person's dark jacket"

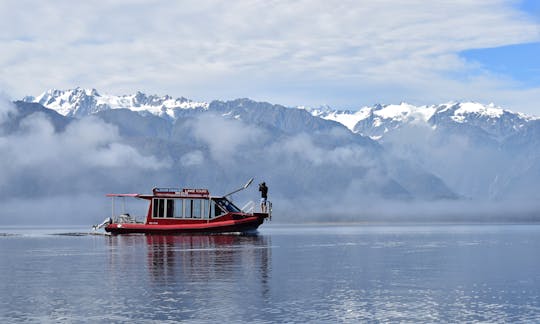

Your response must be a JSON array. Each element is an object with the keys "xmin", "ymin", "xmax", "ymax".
[{"xmin": 259, "ymin": 184, "xmax": 268, "ymax": 198}]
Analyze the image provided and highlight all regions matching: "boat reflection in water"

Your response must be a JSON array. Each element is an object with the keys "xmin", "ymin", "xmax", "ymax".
[
  {"xmin": 105, "ymin": 233, "xmax": 271, "ymax": 319},
  {"xmin": 145, "ymin": 234, "xmax": 271, "ymax": 285}
]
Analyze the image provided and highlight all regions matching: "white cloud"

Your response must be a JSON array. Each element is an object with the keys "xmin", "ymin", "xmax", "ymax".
[
  {"xmin": 0, "ymin": 95, "xmax": 16, "ymax": 124},
  {"xmin": 189, "ymin": 114, "xmax": 265, "ymax": 161},
  {"xmin": 269, "ymin": 133, "xmax": 375, "ymax": 168},
  {"xmin": 0, "ymin": 0, "xmax": 539, "ymax": 113},
  {"xmin": 7, "ymin": 114, "xmax": 164, "ymax": 170},
  {"xmin": 181, "ymin": 150, "xmax": 205, "ymax": 166},
  {"xmin": 0, "ymin": 110, "xmax": 167, "ymax": 196}
]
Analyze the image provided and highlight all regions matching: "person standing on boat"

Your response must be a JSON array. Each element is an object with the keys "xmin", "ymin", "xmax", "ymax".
[{"xmin": 259, "ymin": 182, "xmax": 268, "ymax": 213}]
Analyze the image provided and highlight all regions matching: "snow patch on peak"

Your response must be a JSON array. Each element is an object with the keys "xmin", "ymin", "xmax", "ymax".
[
  {"xmin": 33, "ymin": 88, "xmax": 100, "ymax": 116},
  {"xmin": 313, "ymin": 109, "xmax": 370, "ymax": 131},
  {"xmin": 305, "ymin": 100, "xmax": 535, "ymax": 141},
  {"xmin": 308, "ymin": 103, "xmax": 439, "ymax": 133},
  {"xmin": 373, "ymin": 103, "xmax": 435, "ymax": 123},
  {"xmin": 455, "ymin": 102, "xmax": 503, "ymax": 119},
  {"xmin": 25, "ymin": 88, "xmax": 209, "ymax": 119},
  {"xmin": 374, "ymin": 103, "xmax": 413, "ymax": 120}
]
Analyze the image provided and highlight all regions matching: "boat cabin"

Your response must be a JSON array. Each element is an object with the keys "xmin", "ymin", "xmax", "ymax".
[
  {"xmin": 146, "ymin": 188, "xmax": 243, "ymax": 223},
  {"xmin": 98, "ymin": 180, "xmax": 270, "ymax": 234}
]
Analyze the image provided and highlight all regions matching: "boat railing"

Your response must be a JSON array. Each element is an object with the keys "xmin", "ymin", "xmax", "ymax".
[
  {"xmin": 116, "ymin": 213, "xmax": 140, "ymax": 224},
  {"xmin": 242, "ymin": 201, "xmax": 255, "ymax": 213},
  {"xmin": 109, "ymin": 195, "xmax": 144, "ymax": 224},
  {"xmin": 242, "ymin": 200, "xmax": 272, "ymax": 220},
  {"xmin": 267, "ymin": 201, "xmax": 272, "ymax": 220}
]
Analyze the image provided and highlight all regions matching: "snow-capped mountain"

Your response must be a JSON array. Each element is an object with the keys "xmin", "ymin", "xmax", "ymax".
[
  {"xmin": 306, "ymin": 101, "xmax": 540, "ymax": 200},
  {"xmin": 26, "ymin": 88, "xmax": 534, "ymax": 144},
  {"xmin": 11, "ymin": 90, "xmax": 460, "ymax": 203},
  {"xmin": 23, "ymin": 87, "xmax": 208, "ymax": 120},
  {"xmin": 309, "ymin": 102, "xmax": 535, "ymax": 141},
  {"xmin": 8, "ymin": 88, "xmax": 540, "ymax": 213}
]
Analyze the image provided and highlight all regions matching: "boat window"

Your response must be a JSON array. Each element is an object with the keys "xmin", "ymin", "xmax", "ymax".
[
  {"xmin": 192, "ymin": 199, "xmax": 202, "ymax": 218},
  {"xmin": 174, "ymin": 199, "xmax": 183, "ymax": 218},
  {"xmin": 185, "ymin": 199, "xmax": 192, "ymax": 218},
  {"xmin": 202, "ymin": 199, "xmax": 209, "ymax": 219},
  {"xmin": 211, "ymin": 200, "xmax": 222, "ymax": 218},
  {"xmin": 152, "ymin": 198, "xmax": 212, "ymax": 219},
  {"xmin": 153, "ymin": 198, "xmax": 176, "ymax": 218},
  {"xmin": 166, "ymin": 199, "xmax": 174, "ymax": 218},
  {"xmin": 153, "ymin": 198, "xmax": 165, "ymax": 218},
  {"xmin": 213, "ymin": 198, "xmax": 241, "ymax": 213}
]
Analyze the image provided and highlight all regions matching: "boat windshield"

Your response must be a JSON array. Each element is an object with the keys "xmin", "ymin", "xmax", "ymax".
[{"xmin": 213, "ymin": 197, "xmax": 241, "ymax": 213}]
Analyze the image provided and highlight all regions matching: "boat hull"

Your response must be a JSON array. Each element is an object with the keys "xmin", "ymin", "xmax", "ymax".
[{"xmin": 105, "ymin": 215, "xmax": 265, "ymax": 235}]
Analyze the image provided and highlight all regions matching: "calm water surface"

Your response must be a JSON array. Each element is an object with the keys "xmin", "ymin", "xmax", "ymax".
[{"xmin": 1, "ymin": 224, "xmax": 540, "ymax": 322}]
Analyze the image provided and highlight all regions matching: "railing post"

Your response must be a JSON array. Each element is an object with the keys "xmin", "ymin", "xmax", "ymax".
[{"xmin": 111, "ymin": 197, "xmax": 115, "ymax": 220}]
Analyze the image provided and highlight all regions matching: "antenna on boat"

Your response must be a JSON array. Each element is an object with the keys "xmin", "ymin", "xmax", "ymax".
[{"xmin": 224, "ymin": 177, "xmax": 254, "ymax": 197}]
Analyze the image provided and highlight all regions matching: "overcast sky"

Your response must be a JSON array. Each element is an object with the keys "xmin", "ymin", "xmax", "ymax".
[{"xmin": 1, "ymin": 0, "xmax": 539, "ymax": 114}]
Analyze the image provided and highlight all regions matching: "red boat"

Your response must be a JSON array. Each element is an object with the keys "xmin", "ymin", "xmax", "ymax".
[{"xmin": 94, "ymin": 179, "xmax": 271, "ymax": 234}]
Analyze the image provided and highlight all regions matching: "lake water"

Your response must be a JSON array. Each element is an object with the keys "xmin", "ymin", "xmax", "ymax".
[{"xmin": 1, "ymin": 224, "xmax": 540, "ymax": 322}]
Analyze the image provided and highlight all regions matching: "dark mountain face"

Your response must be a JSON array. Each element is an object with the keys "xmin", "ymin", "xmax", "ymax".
[
  {"xmin": 94, "ymin": 109, "xmax": 172, "ymax": 139},
  {"xmin": 209, "ymin": 99, "xmax": 345, "ymax": 134},
  {"xmin": 5, "ymin": 101, "xmax": 72, "ymax": 133}
]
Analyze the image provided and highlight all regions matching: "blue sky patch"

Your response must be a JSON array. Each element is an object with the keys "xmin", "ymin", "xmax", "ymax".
[
  {"xmin": 518, "ymin": 0, "xmax": 540, "ymax": 19},
  {"xmin": 461, "ymin": 42, "xmax": 540, "ymax": 86}
]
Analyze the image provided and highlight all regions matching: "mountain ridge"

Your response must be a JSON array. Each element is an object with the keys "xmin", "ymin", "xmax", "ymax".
[
  {"xmin": 23, "ymin": 88, "xmax": 537, "ymax": 143},
  {"xmin": 23, "ymin": 87, "xmax": 208, "ymax": 120},
  {"xmin": 17, "ymin": 87, "xmax": 540, "ymax": 202},
  {"xmin": 9, "ymin": 95, "xmax": 460, "ymax": 203},
  {"xmin": 311, "ymin": 102, "xmax": 536, "ymax": 141}
]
